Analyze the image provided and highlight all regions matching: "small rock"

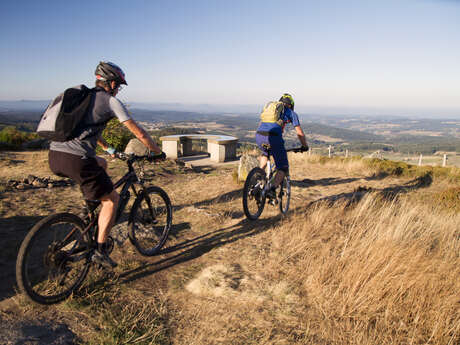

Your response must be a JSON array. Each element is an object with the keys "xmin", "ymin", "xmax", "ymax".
[
  {"xmin": 175, "ymin": 159, "xmax": 185, "ymax": 167},
  {"xmin": 47, "ymin": 183, "xmax": 54, "ymax": 188},
  {"xmin": 124, "ymin": 138, "xmax": 149, "ymax": 156},
  {"xmin": 27, "ymin": 174, "xmax": 36, "ymax": 183},
  {"xmin": 16, "ymin": 184, "xmax": 26, "ymax": 190},
  {"xmin": 33, "ymin": 180, "xmax": 46, "ymax": 188}
]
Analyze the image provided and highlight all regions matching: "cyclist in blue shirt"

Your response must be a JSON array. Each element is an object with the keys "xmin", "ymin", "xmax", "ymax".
[{"xmin": 255, "ymin": 93, "xmax": 308, "ymax": 198}]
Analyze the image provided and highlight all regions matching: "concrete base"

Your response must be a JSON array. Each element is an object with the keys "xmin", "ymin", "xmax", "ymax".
[
  {"xmin": 160, "ymin": 134, "xmax": 238, "ymax": 162},
  {"xmin": 208, "ymin": 141, "xmax": 237, "ymax": 162},
  {"xmin": 162, "ymin": 140, "xmax": 181, "ymax": 159}
]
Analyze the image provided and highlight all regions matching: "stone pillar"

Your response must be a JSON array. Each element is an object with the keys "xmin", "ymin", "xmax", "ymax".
[
  {"xmin": 161, "ymin": 139, "xmax": 180, "ymax": 159},
  {"xmin": 208, "ymin": 139, "xmax": 238, "ymax": 162},
  {"xmin": 208, "ymin": 142, "xmax": 225, "ymax": 162}
]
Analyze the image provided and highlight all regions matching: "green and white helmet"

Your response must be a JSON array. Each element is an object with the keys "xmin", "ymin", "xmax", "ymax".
[{"xmin": 279, "ymin": 93, "xmax": 294, "ymax": 110}]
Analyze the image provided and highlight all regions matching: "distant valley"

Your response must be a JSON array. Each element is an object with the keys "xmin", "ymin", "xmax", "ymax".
[{"xmin": 1, "ymin": 101, "xmax": 459, "ymax": 160}]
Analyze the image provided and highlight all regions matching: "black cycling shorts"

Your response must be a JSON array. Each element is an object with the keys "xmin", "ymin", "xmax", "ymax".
[{"xmin": 48, "ymin": 150, "xmax": 113, "ymax": 200}]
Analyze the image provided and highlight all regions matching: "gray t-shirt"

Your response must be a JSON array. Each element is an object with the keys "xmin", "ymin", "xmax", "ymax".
[{"xmin": 50, "ymin": 85, "xmax": 131, "ymax": 157}]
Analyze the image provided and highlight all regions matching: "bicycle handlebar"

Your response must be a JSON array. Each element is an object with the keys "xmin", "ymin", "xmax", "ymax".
[
  {"xmin": 286, "ymin": 147, "xmax": 308, "ymax": 153},
  {"xmin": 114, "ymin": 152, "xmax": 166, "ymax": 163}
]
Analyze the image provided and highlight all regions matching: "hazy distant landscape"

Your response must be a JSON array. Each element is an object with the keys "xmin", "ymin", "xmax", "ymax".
[{"xmin": 1, "ymin": 100, "xmax": 459, "ymax": 166}]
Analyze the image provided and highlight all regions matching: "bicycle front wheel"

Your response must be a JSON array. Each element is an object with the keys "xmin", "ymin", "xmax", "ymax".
[
  {"xmin": 242, "ymin": 167, "xmax": 267, "ymax": 220},
  {"xmin": 129, "ymin": 186, "xmax": 172, "ymax": 256},
  {"xmin": 16, "ymin": 213, "xmax": 91, "ymax": 305},
  {"xmin": 279, "ymin": 175, "xmax": 291, "ymax": 215}
]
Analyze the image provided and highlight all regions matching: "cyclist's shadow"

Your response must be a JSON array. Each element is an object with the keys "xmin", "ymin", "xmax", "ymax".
[
  {"xmin": 83, "ymin": 174, "xmax": 433, "ymax": 293},
  {"xmin": 101, "ymin": 214, "xmax": 284, "ymax": 287}
]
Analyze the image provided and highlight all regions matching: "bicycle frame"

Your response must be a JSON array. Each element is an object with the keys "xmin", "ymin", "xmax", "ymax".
[
  {"xmin": 77, "ymin": 157, "xmax": 151, "ymax": 247},
  {"xmin": 263, "ymin": 148, "xmax": 283, "ymax": 192}
]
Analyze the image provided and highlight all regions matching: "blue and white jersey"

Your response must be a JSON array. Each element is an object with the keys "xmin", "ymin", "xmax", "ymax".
[{"xmin": 257, "ymin": 107, "xmax": 300, "ymax": 135}]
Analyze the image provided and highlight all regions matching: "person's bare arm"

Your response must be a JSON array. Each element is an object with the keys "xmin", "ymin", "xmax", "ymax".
[
  {"xmin": 294, "ymin": 125, "xmax": 308, "ymax": 148},
  {"xmin": 122, "ymin": 119, "xmax": 162, "ymax": 154}
]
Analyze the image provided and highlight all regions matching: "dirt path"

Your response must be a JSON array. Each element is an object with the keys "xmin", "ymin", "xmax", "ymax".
[{"xmin": 0, "ymin": 152, "xmax": 425, "ymax": 344}]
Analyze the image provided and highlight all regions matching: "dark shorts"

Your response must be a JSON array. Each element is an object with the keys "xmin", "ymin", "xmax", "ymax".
[
  {"xmin": 49, "ymin": 150, "xmax": 113, "ymax": 200},
  {"xmin": 255, "ymin": 132, "xmax": 289, "ymax": 170}
]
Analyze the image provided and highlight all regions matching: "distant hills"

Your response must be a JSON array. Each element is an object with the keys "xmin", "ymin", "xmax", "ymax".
[
  {"xmin": 0, "ymin": 100, "xmax": 49, "ymax": 111},
  {"xmin": 1, "ymin": 99, "xmax": 459, "ymax": 155}
]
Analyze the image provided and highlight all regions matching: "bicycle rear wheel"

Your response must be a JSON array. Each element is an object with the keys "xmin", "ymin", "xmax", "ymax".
[
  {"xmin": 243, "ymin": 167, "xmax": 267, "ymax": 220},
  {"xmin": 16, "ymin": 213, "xmax": 90, "ymax": 304},
  {"xmin": 278, "ymin": 175, "xmax": 291, "ymax": 215},
  {"xmin": 129, "ymin": 186, "xmax": 172, "ymax": 256}
]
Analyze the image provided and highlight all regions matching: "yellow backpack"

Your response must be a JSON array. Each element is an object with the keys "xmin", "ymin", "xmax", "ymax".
[{"xmin": 260, "ymin": 101, "xmax": 284, "ymax": 126}]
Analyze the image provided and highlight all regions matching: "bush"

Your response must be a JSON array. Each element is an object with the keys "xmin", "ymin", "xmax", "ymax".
[
  {"xmin": 101, "ymin": 119, "xmax": 134, "ymax": 152},
  {"xmin": 0, "ymin": 126, "xmax": 39, "ymax": 149}
]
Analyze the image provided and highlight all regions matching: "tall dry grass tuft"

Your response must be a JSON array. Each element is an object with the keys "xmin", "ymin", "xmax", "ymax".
[
  {"xmin": 269, "ymin": 194, "xmax": 460, "ymax": 344},
  {"xmin": 289, "ymin": 153, "xmax": 377, "ymax": 176},
  {"xmin": 289, "ymin": 152, "xmax": 460, "ymax": 183},
  {"xmin": 62, "ymin": 284, "xmax": 171, "ymax": 345}
]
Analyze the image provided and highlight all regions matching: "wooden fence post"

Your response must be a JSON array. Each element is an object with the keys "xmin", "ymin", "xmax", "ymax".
[
  {"xmin": 328, "ymin": 145, "xmax": 332, "ymax": 158},
  {"xmin": 345, "ymin": 149, "xmax": 349, "ymax": 158},
  {"xmin": 443, "ymin": 154, "xmax": 447, "ymax": 167},
  {"xmin": 418, "ymin": 154, "xmax": 423, "ymax": 166}
]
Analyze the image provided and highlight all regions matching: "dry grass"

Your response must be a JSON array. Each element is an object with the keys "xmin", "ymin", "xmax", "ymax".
[
  {"xmin": 2, "ymin": 150, "xmax": 459, "ymax": 344},
  {"xmin": 0, "ymin": 151, "xmax": 51, "ymax": 180},
  {"xmin": 60, "ymin": 279, "xmax": 171, "ymax": 345},
  {"xmin": 176, "ymin": 194, "xmax": 459, "ymax": 344},
  {"xmin": 266, "ymin": 195, "xmax": 460, "ymax": 344}
]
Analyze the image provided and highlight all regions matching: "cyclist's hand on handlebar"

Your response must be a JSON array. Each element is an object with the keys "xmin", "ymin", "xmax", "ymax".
[
  {"xmin": 301, "ymin": 144, "xmax": 309, "ymax": 152},
  {"xmin": 148, "ymin": 151, "xmax": 166, "ymax": 161},
  {"xmin": 104, "ymin": 146, "xmax": 117, "ymax": 158}
]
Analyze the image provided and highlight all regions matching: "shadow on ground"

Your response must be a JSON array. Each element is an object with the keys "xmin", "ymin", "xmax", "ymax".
[
  {"xmin": 305, "ymin": 174, "xmax": 433, "ymax": 208},
  {"xmin": 0, "ymin": 215, "xmax": 43, "ymax": 302},
  {"xmin": 92, "ymin": 174, "xmax": 434, "ymax": 291},
  {"xmin": 32, "ymin": 173, "xmax": 433, "ymax": 300},
  {"xmin": 291, "ymin": 172, "xmax": 394, "ymax": 189},
  {"xmin": 82, "ymin": 211, "xmax": 285, "ymax": 293}
]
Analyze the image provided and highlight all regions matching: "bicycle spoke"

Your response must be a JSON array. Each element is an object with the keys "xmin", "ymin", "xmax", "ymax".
[
  {"xmin": 243, "ymin": 168, "xmax": 267, "ymax": 220},
  {"xmin": 129, "ymin": 187, "xmax": 172, "ymax": 256},
  {"xmin": 16, "ymin": 213, "xmax": 90, "ymax": 304}
]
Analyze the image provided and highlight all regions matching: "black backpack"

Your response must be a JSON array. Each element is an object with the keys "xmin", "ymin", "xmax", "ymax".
[{"xmin": 37, "ymin": 85, "xmax": 95, "ymax": 142}]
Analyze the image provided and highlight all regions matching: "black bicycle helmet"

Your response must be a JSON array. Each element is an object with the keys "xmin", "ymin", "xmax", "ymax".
[
  {"xmin": 95, "ymin": 61, "xmax": 127, "ymax": 85},
  {"xmin": 279, "ymin": 93, "xmax": 294, "ymax": 110}
]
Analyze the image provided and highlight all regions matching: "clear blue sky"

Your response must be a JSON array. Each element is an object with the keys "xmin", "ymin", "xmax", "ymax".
[{"xmin": 1, "ymin": 0, "xmax": 459, "ymax": 115}]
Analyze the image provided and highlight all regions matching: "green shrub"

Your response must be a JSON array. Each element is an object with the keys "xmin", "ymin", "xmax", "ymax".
[
  {"xmin": 101, "ymin": 118, "xmax": 134, "ymax": 152},
  {"xmin": 362, "ymin": 158, "xmax": 460, "ymax": 183},
  {"xmin": 0, "ymin": 126, "xmax": 38, "ymax": 149}
]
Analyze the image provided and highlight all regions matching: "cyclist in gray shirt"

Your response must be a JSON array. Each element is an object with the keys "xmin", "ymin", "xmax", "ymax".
[{"xmin": 49, "ymin": 61, "xmax": 165, "ymax": 269}]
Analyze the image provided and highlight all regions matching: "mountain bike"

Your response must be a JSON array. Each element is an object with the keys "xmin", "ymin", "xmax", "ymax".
[
  {"xmin": 16, "ymin": 152, "xmax": 172, "ymax": 305},
  {"xmin": 242, "ymin": 147, "xmax": 304, "ymax": 220}
]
